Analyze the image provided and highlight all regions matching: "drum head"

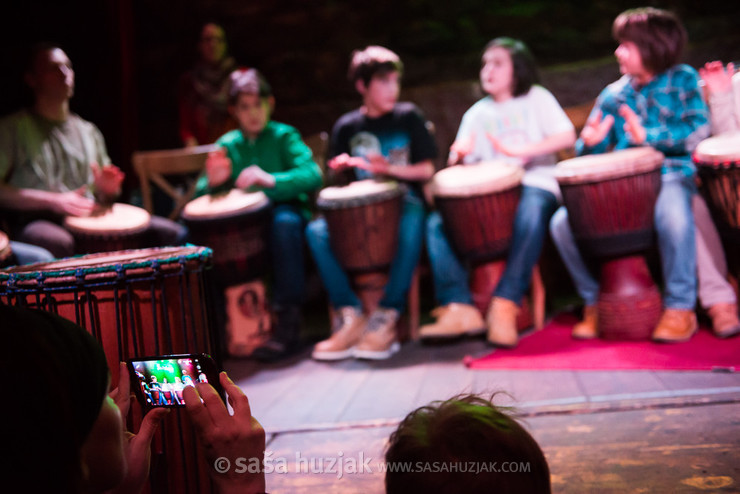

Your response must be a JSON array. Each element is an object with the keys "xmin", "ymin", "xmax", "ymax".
[
  {"xmin": 431, "ymin": 162, "xmax": 524, "ymax": 198},
  {"xmin": 1, "ymin": 246, "xmax": 211, "ymax": 280},
  {"xmin": 555, "ymin": 147, "xmax": 664, "ymax": 184},
  {"xmin": 63, "ymin": 203, "xmax": 151, "ymax": 234},
  {"xmin": 694, "ymin": 132, "xmax": 740, "ymax": 165},
  {"xmin": 317, "ymin": 180, "xmax": 402, "ymax": 208},
  {"xmin": 182, "ymin": 189, "xmax": 270, "ymax": 220}
]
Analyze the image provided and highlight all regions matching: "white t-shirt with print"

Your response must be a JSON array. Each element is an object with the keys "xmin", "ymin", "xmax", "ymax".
[{"xmin": 454, "ymin": 85, "xmax": 573, "ymax": 199}]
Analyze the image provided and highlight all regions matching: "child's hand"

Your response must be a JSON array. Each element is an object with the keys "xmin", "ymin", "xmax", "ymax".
[
  {"xmin": 91, "ymin": 162, "xmax": 124, "ymax": 201},
  {"xmin": 235, "ymin": 165, "xmax": 276, "ymax": 190},
  {"xmin": 448, "ymin": 132, "xmax": 476, "ymax": 165},
  {"xmin": 355, "ymin": 151, "xmax": 391, "ymax": 174},
  {"xmin": 619, "ymin": 104, "xmax": 646, "ymax": 145},
  {"xmin": 580, "ymin": 110, "xmax": 614, "ymax": 147},
  {"xmin": 485, "ymin": 134, "xmax": 530, "ymax": 165},
  {"xmin": 206, "ymin": 148, "xmax": 232, "ymax": 187},
  {"xmin": 328, "ymin": 153, "xmax": 366, "ymax": 171},
  {"xmin": 700, "ymin": 61, "xmax": 734, "ymax": 96}
]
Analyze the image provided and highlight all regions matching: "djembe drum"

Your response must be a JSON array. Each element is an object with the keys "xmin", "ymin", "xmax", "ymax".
[
  {"xmin": 317, "ymin": 179, "xmax": 404, "ymax": 311},
  {"xmin": 63, "ymin": 202, "xmax": 152, "ymax": 254},
  {"xmin": 555, "ymin": 147, "xmax": 664, "ymax": 340},
  {"xmin": 182, "ymin": 189, "xmax": 272, "ymax": 286},
  {"xmin": 431, "ymin": 162, "xmax": 530, "ymax": 317},
  {"xmin": 695, "ymin": 131, "xmax": 740, "ymax": 280},
  {"xmin": 0, "ymin": 246, "xmax": 216, "ymax": 494}
]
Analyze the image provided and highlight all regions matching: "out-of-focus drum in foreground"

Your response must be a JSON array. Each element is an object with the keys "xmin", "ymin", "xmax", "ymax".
[
  {"xmin": 694, "ymin": 131, "xmax": 740, "ymax": 236},
  {"xmin": 432, "ymin": 162, "xmax": 524, "ymax": 262},
  {"xmin": 182, "ymin": 189, "xmax": 272, "ymax": 285},
  {"xmin": 0, "ymin": 246, "xmax": 216, "ymax": 494},
  {"xmin": 317, "ymin": 179, "xmax": 404, "ymax": 272},
  {"xmin": 63, "ymin": 202, "xmax": 151, "ymax": 254},
  {"xmin": 555, "ymin": 147, "xmax": 664, "ymax": 340},
  {"xmin": 0, "ymin": 230, "xmax": 11, "ymax": 267}
]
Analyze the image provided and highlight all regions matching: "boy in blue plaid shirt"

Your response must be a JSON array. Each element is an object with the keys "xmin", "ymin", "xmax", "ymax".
[{"xmin": 549, "ymin": 7, "xmax": 711, "ymax": 342}]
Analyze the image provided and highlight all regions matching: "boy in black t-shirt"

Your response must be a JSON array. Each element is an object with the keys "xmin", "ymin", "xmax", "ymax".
[{"xmin": 307, "ymin": 46, "xmax": 437, "ymax": 361}]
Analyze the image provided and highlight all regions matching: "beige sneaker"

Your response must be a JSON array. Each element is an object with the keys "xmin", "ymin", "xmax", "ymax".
[
  {"xmin": 419, "ymin": 303, "xmax": 485, "ymax": 341},
  {"xmin": 312, "ymin": 307, "xmax": 366, "ymax": 361},
  {"xmin": 486, "ymin": 297, "xmax": 520, "ymax": 348},
  {"xmin": 652, "ymin": 309, "xmax": 698, "ymax": 343},
  {"xmin": 708, "ymin": 303, "xmax": 740, "ymax": 339},
  {"xmin": 353, "ymin": 307, "xmax": 400, "ymax": 360},
  {"xmin": 572, "ymin": 305, "xmax": 598, "ymax": 339}
]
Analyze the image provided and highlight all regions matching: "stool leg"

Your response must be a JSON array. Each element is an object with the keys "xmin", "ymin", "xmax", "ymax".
[
  {"xmin": 531, "ymin": 264, "xmax": 546, "ymax": 330},
  {"xmin": 407, "ymin": 267, "xmax": 420, "ymax": 340}
]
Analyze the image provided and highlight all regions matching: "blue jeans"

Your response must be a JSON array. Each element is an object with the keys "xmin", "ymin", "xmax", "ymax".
[
  {"xmin": 549, "ymin": 171, "xmax": 697, "ymax": 309},
  {"xmin": 306, "ymin": 193, "xmax": 425, "ymax": 312},
  {"xmin": 426, "ymin": 211, "xmax": 474, "ymax": 305},
  {"xmin": 270, "ymin": 204, "xmax": 308, "ymax": 307},
  {"xmin": 426, "ymin": 186, "xmax": 557, "ymax": 306},
  {"xmin": 494, "ymin": 186, "xmax": 558, "ymax": 303},
  {"xmin": 8, "ymin": 241, "xmax": 55, "ymax": 265}
]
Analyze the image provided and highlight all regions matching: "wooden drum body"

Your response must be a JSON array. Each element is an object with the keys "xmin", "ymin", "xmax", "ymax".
[
  {"xmin": 432, "ymin": 162, "xmax": 524, "ymax": 263},
  {"xmin": 0, "ymin": 246, "xmax": 217, "ymax": 493},
  {"xmin": 431, "ymin": 163, "xmax": 535, "ymax": 324},
  {"xmin": 317, "ymin": 179, "xmax": 404, "ymax": 272},
  {"xmin": 556, "ymin": 147, "xmax": 664, "ymax": 340},
  {"xmin": 695, "ymin": 132, "xmax": 740, "ymax": 236},
  {"xmin": 63, "ymin": 202, "xmax": 151, "ymax": 254},
  {"xmin": 695, "ymin": 132, "xmax": 740, "ymax": 281},
  {"xmin": 182, "ymin": 189, "xmax": 272, "ymax": 285},
  {"xmin": 317, "ymin": 180, "xmax": 404, "ymax": 312}
]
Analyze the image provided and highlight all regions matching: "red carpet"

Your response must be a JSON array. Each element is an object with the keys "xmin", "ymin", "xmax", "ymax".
[{"xmin": 465, "ymin": 312, "xmax": 740, "ymax": 371}]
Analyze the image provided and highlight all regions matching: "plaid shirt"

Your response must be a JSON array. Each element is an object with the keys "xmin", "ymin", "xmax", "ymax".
[{"xmin": 577, "ymin": 64, "xmax": 710, "ymax": 177}]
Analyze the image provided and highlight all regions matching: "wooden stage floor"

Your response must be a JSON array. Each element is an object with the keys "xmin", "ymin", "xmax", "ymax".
[{"xmin": 224, "ymin": 335, "xmax": 740, "ymax": 493}]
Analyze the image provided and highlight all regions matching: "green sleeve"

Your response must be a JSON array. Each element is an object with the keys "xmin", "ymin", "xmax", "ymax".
[{"xmin": 264, "ymin": 127, "xmax": 323, "ymax": 202}]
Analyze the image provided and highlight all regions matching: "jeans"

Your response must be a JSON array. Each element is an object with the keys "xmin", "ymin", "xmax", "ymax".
[
  {"xmin": 8, "ymin": 241, "xmax": 55, "ymax": 265},
  {"xmin": 306, "ymin": 193, "xmax": 425, "ymax": 312},
  {"xmin": 426, "ymin": 186, "xmax": 557, "ymax": 307},
  {"xmin": 270, "ymin": 204, "xmax": 308, "ymax": 307},
  {"xmin": 549, "ymin": 171, "xmax": 697, "ymax": 309},
  {"xmin": 494, "ymin": 186, "xmax": 558, "ymax": 303}
]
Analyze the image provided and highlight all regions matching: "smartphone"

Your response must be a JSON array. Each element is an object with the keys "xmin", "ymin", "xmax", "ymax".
[{"xmin": 127, "ymin": 353, "xmax": 221, "ymax": 408}]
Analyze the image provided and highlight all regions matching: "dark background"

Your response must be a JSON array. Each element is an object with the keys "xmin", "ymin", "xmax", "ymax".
[{"xmin": 2, "ymin": 0, "xmax": 739, "ymax": 197}]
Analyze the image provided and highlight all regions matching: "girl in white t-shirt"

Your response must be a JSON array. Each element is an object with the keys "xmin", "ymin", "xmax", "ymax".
[{"xmin": 421, "ymin": 37, "xmax": 576, "ymax": 347}]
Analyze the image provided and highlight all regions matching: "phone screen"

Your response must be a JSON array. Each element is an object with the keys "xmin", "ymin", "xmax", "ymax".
[{"xmin": 127, "ymin": 354, "xmax": 219, "ymax": 408}]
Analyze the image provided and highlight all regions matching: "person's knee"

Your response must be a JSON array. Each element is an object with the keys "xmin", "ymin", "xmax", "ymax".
[
  {"xmin": 548, "ymin": 207, "xmax": 568, "ymax": 239},
  {"xmin": 20, "ymin": 220, "xmax": 74, "ymax": 258}
]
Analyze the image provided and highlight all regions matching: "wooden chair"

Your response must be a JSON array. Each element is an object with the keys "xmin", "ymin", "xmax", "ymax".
[{"xmin": 132, "ymin": 144, "xmax": 217, "ymax": 220}]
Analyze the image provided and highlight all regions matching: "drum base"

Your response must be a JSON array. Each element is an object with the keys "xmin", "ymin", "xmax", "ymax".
[
  {"xmin": 224, "ymin": 281, "xmax": 272, "ymax": 357},
  {"xmin": 469, "ymin": 260, "xmax": 534, "ymax": 332},
  {"xmin": 598, "ymin": 254, "xmax": 662, "ymax": 340}
]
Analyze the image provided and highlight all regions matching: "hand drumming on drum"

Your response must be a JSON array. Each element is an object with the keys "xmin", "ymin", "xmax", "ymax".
[
  {"xmin": 699, "ymin": 61, "xmax": 735, "ymax": 94},
  {"xmin": 206, "ymin": 147, "xmax": 276, "ymax": 190},
  {"xmin": 91, "ymin": 162, "xmax": 125, "ymax": 202},
  {"xmin": 581, "ymin": 105, "xmax": 646, "ymax": 148}
]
